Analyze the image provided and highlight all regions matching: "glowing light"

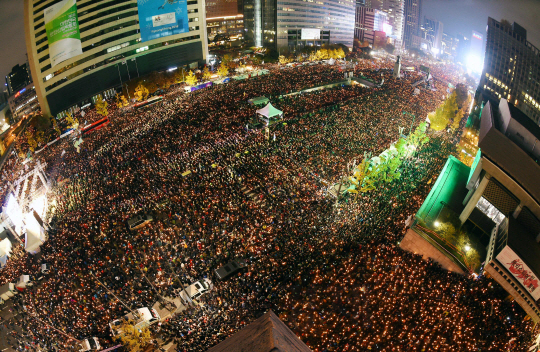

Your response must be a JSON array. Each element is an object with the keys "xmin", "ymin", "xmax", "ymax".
[
  {"xmin": 434, "ymin": 221, "xmax": 440, "ymax": 227},
  {"xmin": 465, "ymin": 245, "xmax": 471, "ymax": 252},
  {"xmin": 466, "ymin": 54, "xmax": 483, "ymax": 73}
]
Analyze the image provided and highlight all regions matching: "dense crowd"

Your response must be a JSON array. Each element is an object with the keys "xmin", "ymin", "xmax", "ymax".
[{"xmin": 0, "ymin": 60, "xmax": 535, "ymax": 352}]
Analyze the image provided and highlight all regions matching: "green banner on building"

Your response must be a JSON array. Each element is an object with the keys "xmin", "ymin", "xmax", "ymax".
[{"xmin": 44, "ymin": 0, "xmax": 82, "ymax": 68}]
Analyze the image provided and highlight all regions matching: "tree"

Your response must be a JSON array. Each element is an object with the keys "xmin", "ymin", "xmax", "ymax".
[
  {"xmin": 95, "ymin": 95, "xmax": 109, "ymax": 116},
  {"xmin": 65, "ymin": 112, "xmax": 75, "ymax": 126},
  {"xmin": 217, "ymin": 64, "xmax": 229, "ymax": 78},
  {"xmin": 116, "ymin": 320, "xmax": 152, "ymax": 352},
  {"xmin": 134, "ymin": 83, "xmax": 149, "ymax": 102},
  {"xmin": 52, "ymin": 119, "xmax": 61, "ymax": 136},
  {"xmin": 114, "ymin": 93, "xmax": 123, "ymax": 108},
  {"xmin": 25, "ymin": 129, "xmax": 37, "ymax": 152},
  {"xmin": 185, "ymin": 70, "xmax": 198, "ymax": 86},
  {"xmin": 222, "ymin": 54, "xmax": 232, "ymax": 67},
  {"xmin": 278, "ymin": 55, "xmax": 288, "ymax": 65},
  {"xmin": 202, "ymin": 66, "xmax": 212, "ymax": 81},
  {"xmin": 335, "ymin": 48, "xmax": 346, "ymax": 59},
  {"xmin": 429, "ymin": 108, "xmax": 447, "ymax": 131},
  {"xmin": 35, "ymin": 131, "xmax": 45, "ymax": 146},
  {"xmin": 121, "ymin": 95, "xmax": 129, "ymax": 107},
  {"xmin": 308, "ymin": 51, "xmax": 317, "ymax": 62},
  {"xmin": 385, "ymin": 43, "xmax": 395, "ymax": 54}
]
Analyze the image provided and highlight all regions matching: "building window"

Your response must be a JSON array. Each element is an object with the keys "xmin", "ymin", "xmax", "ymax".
[{"xmin": 476, "ymin": 197, "xmax": 506, "ymax": 224}]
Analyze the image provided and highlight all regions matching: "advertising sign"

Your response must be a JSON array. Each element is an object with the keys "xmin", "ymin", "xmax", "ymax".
[
  {"xmin": 301, "ymin": 28, "xmax": 321, "ymax": 40},
  {"xmin": 137, "ymin": 0, "xmax": 190, "ymax": 43},
  {"xmin": 44, "ymin": 0, "xmax": 83, "ymax": 68},
  {"xmin": 497, "ymin": 246, "xmax": 540, "ymax": 300}
]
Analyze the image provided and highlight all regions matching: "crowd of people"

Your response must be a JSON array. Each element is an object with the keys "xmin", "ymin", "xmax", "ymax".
[{"xmin": 0, "ymin": 59, "xmax": 535, "ymax": 352}]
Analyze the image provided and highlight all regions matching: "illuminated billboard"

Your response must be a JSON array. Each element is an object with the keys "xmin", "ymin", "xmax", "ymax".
[
  {"xmin": 44, "ymin": 0, "xmax": 83, "ymax": 68},
  {"xmin": 497, "ymin": 246, "xmax": 540, "ymax": 300},
  {"xmin": 382, "ymin": 23, "xmax": 393, "ymax": 36},
  {"xmin": 137, "ymin": 0, "xmax": 190, "ymax": 43},
  {"xmin": 301, "ymin": 28, "xmax": 321, "ymax": 40}
]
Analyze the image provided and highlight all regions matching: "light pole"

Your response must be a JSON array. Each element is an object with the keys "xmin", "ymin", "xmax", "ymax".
[{"xmin": 90, "ymin": 272, "xmax": 136, "ymax": 316}]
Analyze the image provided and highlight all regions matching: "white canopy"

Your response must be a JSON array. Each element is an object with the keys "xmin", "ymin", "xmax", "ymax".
[{"xmin": 256, "ymin": 103, "xmax": 283, "ymax": 119}]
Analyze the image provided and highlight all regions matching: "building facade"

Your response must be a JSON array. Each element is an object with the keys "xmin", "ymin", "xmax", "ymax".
[
  {"xmin": 423, "ymin": 16, "xmax": 443, "ymax": 55},
  {"xmin": 441, "ymin": 33, "xmax": 457, "ymax": 60},
  {"xmin": 479, "ymin": 18, "xmax": 540, "ymax": 124},
  {"xmin": 206, "ymin": 0, "xmax": 243, "ymax": 42},
  {"xmin": 8, "ymin": 83, "xmax": 40, "ymax": 120},
  {"xmin": 24, "ymin": 0, "xmax": 209, "ymax": 117},
  {"xmin": 403, "ymin": 0, "xmax": 421, "ymax": 49},
  {"xmin": 354, "ymin": 5, "xmax": 388, "ymax": 47},
  {"xmin": 6, "ymin": 63, "xmax": 32, "ymax": 97},
  {"xmin": 243, "ymin": 0, "xmax": 355, "ymax": 50},
  {"xmin": 461, "ymin": 98, "xmax": 540, "ymax": 321}
]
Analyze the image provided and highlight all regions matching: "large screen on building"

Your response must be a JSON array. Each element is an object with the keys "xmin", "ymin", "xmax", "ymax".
[
  {"xmin": 301, "ymin": 28, "xmax": 321, "ymax": 40},
  {"xmin": 137, "ymin": 0, "xmax": 190, "ymax": 43},
  {"xmin": 497, "ymin": 246, "xmax": 540, "ymax": 300},
  {"xmin": 44, "ymin": 0, "xmax": 83, "ymax": 68}
]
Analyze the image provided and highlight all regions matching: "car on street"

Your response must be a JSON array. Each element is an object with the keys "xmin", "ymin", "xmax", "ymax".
[
  {"xmin": 78, "ymin": 337, "xmax": 100, "ymax": 351},
  {"xmin": 214, "ymin": 259, "xmax": 247, "ymax": 281},
  {"xmin": 109, "ymin": 307, "xmax": 161, "ymax": 337},
  {"xmin": 179, "ymin": 278, "xmax": 213, "ymax": 303}
]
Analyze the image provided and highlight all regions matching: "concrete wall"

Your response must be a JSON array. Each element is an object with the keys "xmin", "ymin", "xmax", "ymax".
[{"xmin": 400, "ymin": 228, "xmax": 467, "ymax": 275}]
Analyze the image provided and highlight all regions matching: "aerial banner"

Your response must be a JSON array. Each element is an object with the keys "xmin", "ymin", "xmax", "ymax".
[
  {"xmin": 497, "ymin": 245, "xmax": 540, "ymax": 300},
  {"xmin": 137, "ymin": 0, "xmax": 190, "ymax": 43},
  {"xmin": 44, "ymin": 0, "xmax": 83, "ymax": 68}
]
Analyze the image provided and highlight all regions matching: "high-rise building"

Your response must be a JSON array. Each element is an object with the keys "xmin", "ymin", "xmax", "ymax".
[
  {"xmin": 470, "ymin": 30, "xmax": 483, "ymax": 60},
  {"xmin": 422, "ymin": 16, "xmax": 443, "ymax": 55},
  {"xmin": 243, "ymin": 0, "xmax": 355, "ymax": 50},
  {"xmin": 455, "ymin": 33, "xmax": 469, "ymax": 64},
  {"xmin": 403, "ymin": 0, "xmax": 421, "ymax": 49},
  {"xmin": 441, "ymin": 33, "xmax": 459, "ymax": 60},
  {"xmin": 206, "ymin": 0, "xmax": 244, "ymax": 42},
  {"xmin": 479, "ymin": 18, "xmax": 540, "ymax": 124},
  {"xmin": 364, "ymin": 0, "xmax": 405, "ymax": 49},
  {"xmin": 6, "ymin": 63, "xmax": 32, "ymax": 96},
  {"xmin": 24, "ymin": 0, "xmax": 208, "ymax": 117},
  {"xmin": 354, "ymin": 5, "xmax": 388, "ymax": 47}
]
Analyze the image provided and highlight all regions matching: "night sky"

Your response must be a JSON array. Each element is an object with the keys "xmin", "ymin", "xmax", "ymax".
[{"xmin": 0, "ymin": 0, "xmax": 538, "ymax": 88}]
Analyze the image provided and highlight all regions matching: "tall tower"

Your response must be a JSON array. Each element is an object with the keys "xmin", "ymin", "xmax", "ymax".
[{"xmin": 403, "ymin": 0, "xmax": 422, "ymax": 49}]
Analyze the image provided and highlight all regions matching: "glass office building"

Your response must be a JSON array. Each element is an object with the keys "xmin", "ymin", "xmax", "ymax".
[{"xmin": 244, "ymin": 0, "xmax": 355, "ymax": 50}]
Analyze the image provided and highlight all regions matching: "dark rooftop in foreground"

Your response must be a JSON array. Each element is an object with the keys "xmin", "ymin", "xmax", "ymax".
[{"xmin": 206, "ymin": 310, "xmax": 312, "ymax": 352}]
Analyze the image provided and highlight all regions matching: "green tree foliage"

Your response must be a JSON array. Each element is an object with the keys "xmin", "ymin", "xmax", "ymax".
[
  {"xmin": 202, "ymin": 66, "xmax": 212, "ymax": 81},
  {"xmin": 134, "ymin": 83, "xmax": 149, "ymax": 102},
  {"xmin": 217, "ymin": 64, "xmax": 229, "ymax": 78},
  {"xmin": 185, "ymin": 70, "xmax": 198, "ymax": 86},
  {"xmin": 430, "ymin": 93, "xmax": 459, "ymax": 131},
  {"xmin": 95, "ymin": 95, "xmax": 109, "ymax": 116},
  {"xmin": 385, "ymin": 43, "xmax": 395, "ymax": 54},
  {"xmin": 52, "ymin": 118, "xmax": 61, "ymax": 136},
  {"xmin": 347, "ymin": 123, "xmax": 429, "ymax": 195},
  {"xmin": 116, "ymin": 320, "xmax": 152, "ymax": 352}
]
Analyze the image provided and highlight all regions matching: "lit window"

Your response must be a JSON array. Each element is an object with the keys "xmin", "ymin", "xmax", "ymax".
[{"xmin": 476, "ymin": 197, "xmax": 505, "ymax": 225}]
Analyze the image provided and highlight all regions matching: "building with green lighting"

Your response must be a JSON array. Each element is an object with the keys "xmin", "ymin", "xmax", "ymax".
[{"xmin": 411, "ymin": 97, "xmax": 540, "ymax": 321}]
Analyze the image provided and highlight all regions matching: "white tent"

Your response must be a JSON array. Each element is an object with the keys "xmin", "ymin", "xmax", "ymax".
[
  {"xmin": 327, "ymin": 58, "xmax": 336, "ymax": 65},
  {"xmin": 256, "ymin": 103, "xmax": 283, "ymax": 119}
]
